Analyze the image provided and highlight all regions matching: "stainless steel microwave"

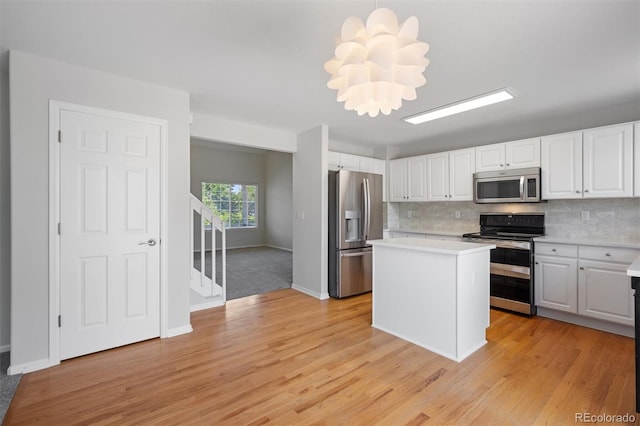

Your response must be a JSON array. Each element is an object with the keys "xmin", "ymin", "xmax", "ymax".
[{"xmin": 473, "ymin": 167, "xmax": 541, "ymax": 203}]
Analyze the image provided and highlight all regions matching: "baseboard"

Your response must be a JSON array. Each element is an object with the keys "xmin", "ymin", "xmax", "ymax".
[
  {"xmin": 0, "ymin": 344, "xmax": 10, "ymax": 353},
  {"xmin": 165, "ymin": 324, "xmax": 193, "ymax": 338},
  {"xmin": 537, "ymin": 307, "xmax": 634, "ymax": 338},
  {"xmin": 190, "ymin": 298, "xmax": 225, "ymax": 312},
  {"xmin": 264, "ymin": 244, "xmax": 292, "ymax": 252},
  {"xmin": 292, "ymin": 284, "xmax": 330, "ymax": 300},
  {"xmin": 7, "ymin": 357, "xmax": 58, "ymax": 375}
]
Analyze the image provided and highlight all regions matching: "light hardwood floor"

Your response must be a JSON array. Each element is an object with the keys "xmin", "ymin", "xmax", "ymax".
[{"xmin": 4, "ymin": 289, "xmax": 638, "ymax": 425}]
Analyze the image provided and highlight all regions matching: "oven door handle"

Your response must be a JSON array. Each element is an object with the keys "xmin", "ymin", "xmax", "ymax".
[{"xmin": 490, "ymin": 262, "xmax": 530, "ymax": 279}]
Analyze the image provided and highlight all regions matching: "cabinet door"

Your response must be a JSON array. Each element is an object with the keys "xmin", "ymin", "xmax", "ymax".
[
  {"xmin": 406, "ymin": 156, "xmax": 428, "ymax": 201},
  {"xmin": 475, "ymin": 143, "xmax": 505, "ymax": 172},
  {"xmin": 505, "ymin": 138, "xmax": 540, "ymax": 169},
  {"xmin": 534, "ymin": 255, "xmax": 578, "ymax": 313},
  {"xmin": 328, "ymin": 151, "xmax": 341, "ymax": 171},
  {"xmin": 339, "ymin": 153, "xmax": 361, "ymax": 171},
  {"xmin": 578, "ymin": 260, "xmax": 634, "ymax": 325},
  {"xmin": 540, "ymin": 131, "xmax": 583, "ymax": 199},
  {"xmin": 388, "ymin": 159, "xmax": 407, "ymax": 202},
  {"xmin": 583, "ymin": 124, "xmax": 633, "ymax": 198},
  {"xmin": 426, "ymin": 152, "xmax": 449, "ymax": 201},
  {"xmin": 635, "ymin": 123, "xmax": 640, "ymax": 197},
  {"xmin": 449, "ymin": 148, "xmax": 475, "ymax": 201}
]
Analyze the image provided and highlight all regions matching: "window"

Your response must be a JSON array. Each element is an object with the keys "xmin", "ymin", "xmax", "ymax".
[{"xmin": 201, "ymin": 182, "xmax": 257, "ymax": 229}]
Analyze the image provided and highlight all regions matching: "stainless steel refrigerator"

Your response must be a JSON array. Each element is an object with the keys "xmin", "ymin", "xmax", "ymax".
[{"xmin": 328, "ymin": 170, "xmax": 383, "ymax": 298}]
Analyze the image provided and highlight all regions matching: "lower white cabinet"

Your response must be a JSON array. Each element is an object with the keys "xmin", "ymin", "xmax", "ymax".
[
  {"xmin": 578, "ymin": 260, "xmax": 634, "ymax": 325},
  {"xmin": 535, "ymin": 242, "xmax": 639, "ymax": 327},
  {"xmin": 535, "ymin": 255, "xmax": 578, "ymax": 313}
]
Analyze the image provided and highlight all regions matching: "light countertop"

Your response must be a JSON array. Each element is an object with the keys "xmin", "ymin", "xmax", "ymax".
[
  {"xmin": 368, "ymin": 237, "xmax": 495, "ymax": 255},
  {"xmin": 384, "ymin": 229, "xmax": 465, "ymax": 238},
  {"xmin": 628, "ymin": 256, "xmax": 640, "ymax": 277},
  {"xmin": 534, "ymin": 236, "xmax": 640, "ymax": 250}
]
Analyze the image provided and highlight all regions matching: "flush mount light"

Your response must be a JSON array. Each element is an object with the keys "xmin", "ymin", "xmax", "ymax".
[
  {"xmin": 403, "ymin": 89, "xmax": 516, "ymax": 125},
  {"xmin": 324, "ymin": 8, "xmax": 430, "ymax": 118}
]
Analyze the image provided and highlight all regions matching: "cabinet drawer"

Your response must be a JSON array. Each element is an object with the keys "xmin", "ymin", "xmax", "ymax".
[
  {"xmin": 535, "ymin": 243, "xmax": 577, "ymax": 257},
  {"xmin": 579, "ymin": 246, "xmax": 640, "ymax": 264}
]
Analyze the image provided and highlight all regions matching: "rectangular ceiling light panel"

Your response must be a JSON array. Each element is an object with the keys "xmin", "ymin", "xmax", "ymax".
[{"xmin": 404, "ymin": 89, "xmax": 515, "ymax": 125}]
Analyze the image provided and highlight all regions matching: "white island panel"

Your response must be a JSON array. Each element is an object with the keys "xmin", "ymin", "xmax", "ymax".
[{"xmin": 370, "ymin": 238, "xmax": 493, "ymax": 362}]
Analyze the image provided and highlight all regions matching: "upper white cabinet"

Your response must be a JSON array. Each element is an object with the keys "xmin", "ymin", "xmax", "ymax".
[
  {"xmin": 426, "ymin": 148, "xmax": 475, "ymax": 201},
  {"xmin": 475, "ymin": 138, "xmax": 540, "ymax": 172},
  {"xmin": 541, "ymin": 124, "xmax": 633, "ymax": 200},
  {"xmin": 634, "ymin": 122, "xmax": 639, "ymax": 197},
  {"xmin": 328, "ymin": 151, "xmax": 360, "ymax": 171},
  {"xmin": 426, "ymin": 152, "xmax": 448, "ymax": 201},
  {"xmin": 388, "ymin": 156, "xmax": 427, "ymax": 202},
  {"xmin": 583, "ymin": 124, "xmax": 633, "ymax": 198},
  {"xmin": 449, "ymin": 148, "xmax": 476, "ymax": 200},
  {"xmin": 541, "ymin": 131, "xmax": 583, "ymax": 199}
]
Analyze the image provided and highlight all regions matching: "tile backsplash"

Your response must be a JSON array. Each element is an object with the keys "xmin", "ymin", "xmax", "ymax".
[{"xmin": 386, "ymin": 198, "xmax": 640, "ymax": 243}]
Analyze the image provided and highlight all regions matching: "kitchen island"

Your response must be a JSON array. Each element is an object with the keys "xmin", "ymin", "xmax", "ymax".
[{"xmin": 368, "ymin": 237, "xmax": 495, "ymax": 362}]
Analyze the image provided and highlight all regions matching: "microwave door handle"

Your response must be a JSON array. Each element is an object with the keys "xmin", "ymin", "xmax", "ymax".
[{"xmin": 519, "ymin": 176, "xmax": 525, "ymax": 200}]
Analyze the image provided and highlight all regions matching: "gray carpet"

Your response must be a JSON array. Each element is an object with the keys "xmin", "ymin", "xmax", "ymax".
[
  {"xmin": 194, "ymin": 246, "xmax": 292, "ymax": 300},
  {"xmin": 1, "ymin": 352, "xmax": 21, "ymax": 423}
]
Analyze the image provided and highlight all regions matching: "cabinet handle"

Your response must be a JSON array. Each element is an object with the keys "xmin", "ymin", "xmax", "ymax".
[
  {"xmin": 575, "ymin": 190, "xmax": 580, "ymax": 193},
  {"xmin": 551, "ymin": 248, "xmax": 556, "ymax": 252},
  {"xmin": 579, "ymin": 267, "xmax": 585, "ymax": 270},
  {"xmin": 584, "ymin": 189, "xmax": 589, "ymax": 193},
  {"xmin": 506, "ymin": 163, "xmax": 510, "ymax": 167},
  {"xmin": 499, "ymin": 164, "xmax": 504, "ymax": 167},
  {"xmin": 605, "ymin": 252, "xmax": 611, "ymax": 257},
  {"xmin": 535, "ymin": 261, "xmax": 539, "ymax": 265}
]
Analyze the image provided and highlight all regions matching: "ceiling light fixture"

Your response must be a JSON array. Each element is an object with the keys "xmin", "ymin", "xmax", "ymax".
[
  {"xmin": 403, "ymin": 89, "xmax": 516, "ymax": 125},
  {"xmin": 324, "ymin": 8, "xmax": 430, "ymax": 117}
]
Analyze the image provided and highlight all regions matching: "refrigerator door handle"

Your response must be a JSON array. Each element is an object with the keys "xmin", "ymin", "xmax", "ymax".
[
  {"xmin": 366, "ymin": 178, "xmax": 371, "ymax": 241},
  {"xmin": 362, "ymin": 178, "xmax": 370, "ymax": 241}
]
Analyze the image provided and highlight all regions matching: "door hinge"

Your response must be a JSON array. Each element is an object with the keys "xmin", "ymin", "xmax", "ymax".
[
  {"xmin": 58, "ymin": 130, "xmax": 62, "ymax": 143},
  {"xmin": 58, "ymin": 223, "xmax": 61, "ymax": 235},
  {"xmin": 58, "ymin": 315, "xmax": 62, "ymax": 327}
]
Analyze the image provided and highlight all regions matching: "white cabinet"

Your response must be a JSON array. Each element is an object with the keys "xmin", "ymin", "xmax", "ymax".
[
  {"xmin": 541, "ymin": 123, "xmax": 633, "ymax": 200},
  {"xmin": 578, "ymin": 260, "xmax": 634, "ymax": 325},
  {"xmin": 426, "ymin": 152, "xmax": 448, "ymax": 201},
  {"xmin": 535, "ymin": 242, "xmax": 639, "ymax": 328},
  {"xmin": 582, "ymin": 124, "xmax": 633, "ymax": 198},
  {"xmin": 448, "ymin": 148, "xmax": 476, "ymax": 200},
  {"xmin": 328, "ymin": 151, "xmax": 360, "ymax": 171},
  {"xmin": 388, "ymin": 156, "xmax": 427, "ymax": 202},
  {"xmin": 426, "ymin": 148, "xmax": 475, "ymax": 201},
  {"xmin": 475, "ymin": 138, "xmax": 540, "ymax": 172},
  {"xmin": 535, "ymin": 254, "xmax": 578, "ymax": 313},
  {"xmin": 540, "ymin": 131, "xmax": 583, "ymax": 199},
  {"xmin": 633, "ymin": 123, "xmax": 640, "ymax": 197}
]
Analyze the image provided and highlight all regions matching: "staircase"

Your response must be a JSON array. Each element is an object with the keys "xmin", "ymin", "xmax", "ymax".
[{"xmin": 190, "ymin": 194, "xmax": 226, "ymax": 306}]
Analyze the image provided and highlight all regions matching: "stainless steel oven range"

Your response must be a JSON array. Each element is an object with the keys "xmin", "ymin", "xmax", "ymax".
[{"xmin": 463, "ymin": 212, "xmax": 545, "ymax": 315}]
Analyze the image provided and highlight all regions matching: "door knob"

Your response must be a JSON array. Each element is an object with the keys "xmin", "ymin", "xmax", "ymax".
[{"xmin": 139, "ymin": 238, "xmax": 157, "ymax": 246}]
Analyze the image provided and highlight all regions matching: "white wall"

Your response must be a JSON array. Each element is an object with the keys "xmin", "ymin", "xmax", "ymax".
[
  {"xmin": 9, "ymin": 50, "xmax": 191, "ymax": 371},
  {"xmin": 292, "ymin": 126, "xmax": 328, "ymax": 299},
  {"xmin": 190, "ymin": 112, "xmax": 297, "ymax": 153},
  {"xmin": 265, "ymin": 151, "xmax": 293, "ymax": 250},
  {"xmin": 190, "ymin": 141, "xmax": 266, "ymax": 249},
  {"xmin": 0, "ymin": 21, "xmax": 10, "ymax": 351}
]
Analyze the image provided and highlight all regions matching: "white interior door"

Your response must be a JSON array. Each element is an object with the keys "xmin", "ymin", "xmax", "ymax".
[{"xmin": 59, "ymin": 109, "xmax": 161, "ymax": 360}]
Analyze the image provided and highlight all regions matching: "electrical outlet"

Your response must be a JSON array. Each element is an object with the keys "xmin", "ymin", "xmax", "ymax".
[
  {"xmin": 581, "ymin": 211, "xmax": 590, "ymax": 221},
  {"xmin": 455, "ymin": 211, "xmax": 461, "ymax": 219},
  {"xmin": 407, "ymin": 210, "xmax": 412, "ymax": 218}
]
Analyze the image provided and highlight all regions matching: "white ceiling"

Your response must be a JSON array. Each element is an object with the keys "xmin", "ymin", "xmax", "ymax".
[{"xmin": 1, "ymin": 0, "xmax": 639, "ymax": 154}]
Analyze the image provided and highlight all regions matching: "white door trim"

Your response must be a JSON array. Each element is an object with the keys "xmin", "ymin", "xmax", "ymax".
[{"xmin": 48, "ymin": 100, "xmax": 169, "ymax": 366}]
